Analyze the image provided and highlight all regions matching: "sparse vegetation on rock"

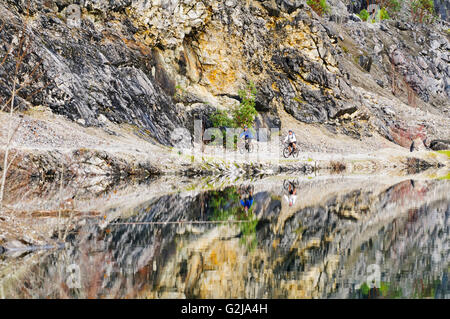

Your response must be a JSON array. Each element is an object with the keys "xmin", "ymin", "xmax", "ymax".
[
  {"xmin": 210, "ymin": 82, "xmax": 258, "ymax": 129},
  {"xmin": 307, "ymin": 0, "xmax": 331, "ymax": 17},
  {"xmin": 410, "ymin": 0, "xmax": 436, "ymax": 23},
  {"xmin": 357, "ymin": 9, "xmax": 370, "ymax": 21}
]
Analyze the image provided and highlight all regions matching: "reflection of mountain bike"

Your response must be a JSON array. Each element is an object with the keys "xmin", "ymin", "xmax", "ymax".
[
  {"xmin": 283, "ymin": 179, "xmax": 299, "ymax": 191},
  {"xmin": 283, "ymin": 143, "xmax": 299, "ymax": 158},
  {"xmin": 239, "ymin": 139, "xmax": 254, "ymax": 154}
]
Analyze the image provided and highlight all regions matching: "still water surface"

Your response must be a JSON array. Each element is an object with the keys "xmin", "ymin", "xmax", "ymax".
[{"xmin": 1, "ymin": 176, "xmax": 449, "ymax": 298}]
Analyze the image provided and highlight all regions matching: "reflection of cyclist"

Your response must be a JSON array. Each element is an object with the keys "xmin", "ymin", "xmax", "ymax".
[
  {"xmin": 238, "ymin": 185, "xmax": 254, "ymax": 213},
  {"xmin": 284, "ymin": 130, "xmax": 297, "ymax": 154},
  {"xmin": 239, "ymin": 125, "xmax": 253, "ymax": 151},
  {"xmin": 284, "ymin": 181, "xmax": 297, "ymax": 207}
]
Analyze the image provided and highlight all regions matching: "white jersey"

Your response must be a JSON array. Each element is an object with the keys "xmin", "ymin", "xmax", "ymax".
[
  {"xmin": 284, "ymin": 194, "xmax": 297, "ymax": 206},
  {"xmin": 284, "ymin": 133, "xmax": 297, "ymax": 143}
]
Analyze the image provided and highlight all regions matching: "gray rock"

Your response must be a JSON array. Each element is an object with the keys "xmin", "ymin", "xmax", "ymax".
[
  {"xmin": 417, "ymin": 57, "xmax": 428, "ymax": 70},
  {"xmin": 348, "ymin": 14, "xmax": 362, "ymax": 22},
  {"xmin": 358, "ymin": 55, "xmax": 373, "ymax": 72},
  {"xmin": 260, "ymin": 0, "xmax": 281, "ymax": 16},
  {"xmin": 395, "ymin": 21, "xmax": 410, "ymax": 31},
  {"xmin": 376, "ymin": 80, "xmax": 384, "ymax": 88},
  {"xmin": 429, "ymin": 139, "xmax": 450, "ymax": 151},
  {"xmin": 430, "ymin": 39, "xmax": 441, "ymax": 50}
]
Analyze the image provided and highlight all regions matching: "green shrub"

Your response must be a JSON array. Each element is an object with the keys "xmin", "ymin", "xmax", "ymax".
[
  {"xmin": 387, "ymin": 0, "xmax": 402, "ymax": 13},
  {"xmin": 210, "ymin": 109, "xmax": 235, "ymax": 128},
  {"xmin": 358, "ymin": 9, "xmax": 369, "ymax": 21},
  {"xmin": 358, "ymin": 1, "xmax": 397, "ymax": 23},
  {"xmin": 234, "ymin": 81, "xmax": 258, "ymax": 128},
  {"xmin": 410, "ymin": 0, "xmax": 435, "ymax": 23},
  {"xmin": 173, "ymin": 84, "xmax": 185, "ymax": 100},
  {"xmin": 208, "ymin": 82, "xmax": 259, "ymax": 148},
  {"xmin": 307, "ymin": 0, "xmax": 330, "ymax": 17},
  {"xmin": 210, "ymin": 81, "xmax": 258, "ymax": 129},
  {"xmin": 378, "ymin": 7, "xmax": 390, "ymax": 20}
]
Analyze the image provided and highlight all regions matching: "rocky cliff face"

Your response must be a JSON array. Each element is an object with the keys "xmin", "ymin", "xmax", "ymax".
[{"xmin": 1, "ymin": 0, "xmax": 449, "ymax": 149}]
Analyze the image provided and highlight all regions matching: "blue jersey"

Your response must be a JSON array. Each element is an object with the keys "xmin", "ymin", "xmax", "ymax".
[
  {"xmin": 240, "ymin": 198, "xmax": 254, "ymax": 209},
  {"xmin": 239, "ymin": 130, "xmax": 253, "ymax": 139}
]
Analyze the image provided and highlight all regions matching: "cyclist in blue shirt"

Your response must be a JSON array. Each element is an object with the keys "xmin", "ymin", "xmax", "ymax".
[
  {"xmin": 239, "ymin": 184, "xmax": 254, "ymax": 213},
  {"xmin": 239, "ymin": 125, "xmax": 253, "ymax": 151},
  {"xmin": 240, "ymin": 197, "xmax": 254, "ymax": 213}
]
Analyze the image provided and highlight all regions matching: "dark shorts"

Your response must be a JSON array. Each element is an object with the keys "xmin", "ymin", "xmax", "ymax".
[{"xmin": 289, "ymin": 142, "xmax": 296, "ymax": 148}]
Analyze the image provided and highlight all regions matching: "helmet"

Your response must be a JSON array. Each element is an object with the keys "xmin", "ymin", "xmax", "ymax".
[{"xmin": 288, "ymin": 130, "xmax": 292, "ymax": 133}]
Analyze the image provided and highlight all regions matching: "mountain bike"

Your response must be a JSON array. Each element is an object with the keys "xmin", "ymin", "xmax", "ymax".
[
  {"xmin": 239, "ymin": 138, "xmax": 254, "ymax": 154},
  {"xmin": 283, "ymin": 143, "xmax": 299, "ymax": 158}
]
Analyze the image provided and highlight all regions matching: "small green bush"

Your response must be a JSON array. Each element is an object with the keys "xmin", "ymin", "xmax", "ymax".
[
  {"xmin": 358, "ymin": 9, "xmax": 369, "ymax": 21},
  {"xmin": 410, "ymin": 0, "xmax": 435, "ymax": 23},
  {"xmin": 379, "ymin": 7, "xmax": 390, "ymax": 20},
  {"xmin": 210, "ymin": 82, "xmax": 258, "ymax": 129},
  {"xmin": 388, "ymin": 0, "xmax": 402, "ymax": 13},
  {"xmin": 210, "ymin": 109, "xmax": 235, "ymax": 128},
  {"xmin": 208, "ymin": 82, "xmax": 259, "ymax": 148},
  {"xmin": 233, "ymin": 82, "xmax": 258, "ymax": 128},
  {"xmin": 307, "ymin": 0, "xmax": 330, "ymax": 17}
]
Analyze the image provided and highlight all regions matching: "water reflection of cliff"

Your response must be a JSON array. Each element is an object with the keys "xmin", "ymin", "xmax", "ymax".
[{"xmin": 1, "ymin": 178, "xmax": 449, "ymax": 299}]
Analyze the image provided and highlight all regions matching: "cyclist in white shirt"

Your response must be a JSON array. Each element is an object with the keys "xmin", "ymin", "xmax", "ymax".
[
  {"xmin": 284, "ymin": 130, "xmax": 297, "ymax": 155},
  {"xmin": 283, "ymin": 182, "xmax": 297, "ymax": 207}
]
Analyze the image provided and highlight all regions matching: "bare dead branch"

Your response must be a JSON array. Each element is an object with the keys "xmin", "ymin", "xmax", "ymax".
[
  {"xmin": 1, "ymin": 65, "xmax": 44, "ymax": 111},
  {"xmin": 16, "ymin": 36, "xmax": 31, "ymax": 67},
  {"xmin": 0, "ymin": 6, "xmax": 35, "ymax": 210},
  {"xmin": 26, "ymin": 80, "xmax": 50, "ymax": 101},
  {"xmin": 0, "ymin": 77, "xmax": 17, "ymax": 208},
  {"xmin": 5, "ymin": 148, "xmax": 19, "ymax": 173},
  {"xmin": 0, "ymin": 39, "xmax": 15, "ymax": 68},
  {"xmin": 5, "ymin": 117, "xmax": 23, "ymax": 144}
]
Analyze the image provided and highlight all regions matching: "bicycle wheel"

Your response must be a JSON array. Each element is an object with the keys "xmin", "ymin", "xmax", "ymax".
[
  {"xmin": 239, "ymin": 143, "xmax": 245, "ymax": 154},
  {"xmin": 293, "ymin": 148, "xmax": 299, "ymax": 158},
  {"xmin": 283, "ymin": 147, "xmax": 291, "ymax": 158},
  {"xmin": 283, "ymin": 180, "xmax": 290, "ymax": 191},
  {"xmin": 248, "ymin": 143, "xmax": 254, "ymax": 153}
]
